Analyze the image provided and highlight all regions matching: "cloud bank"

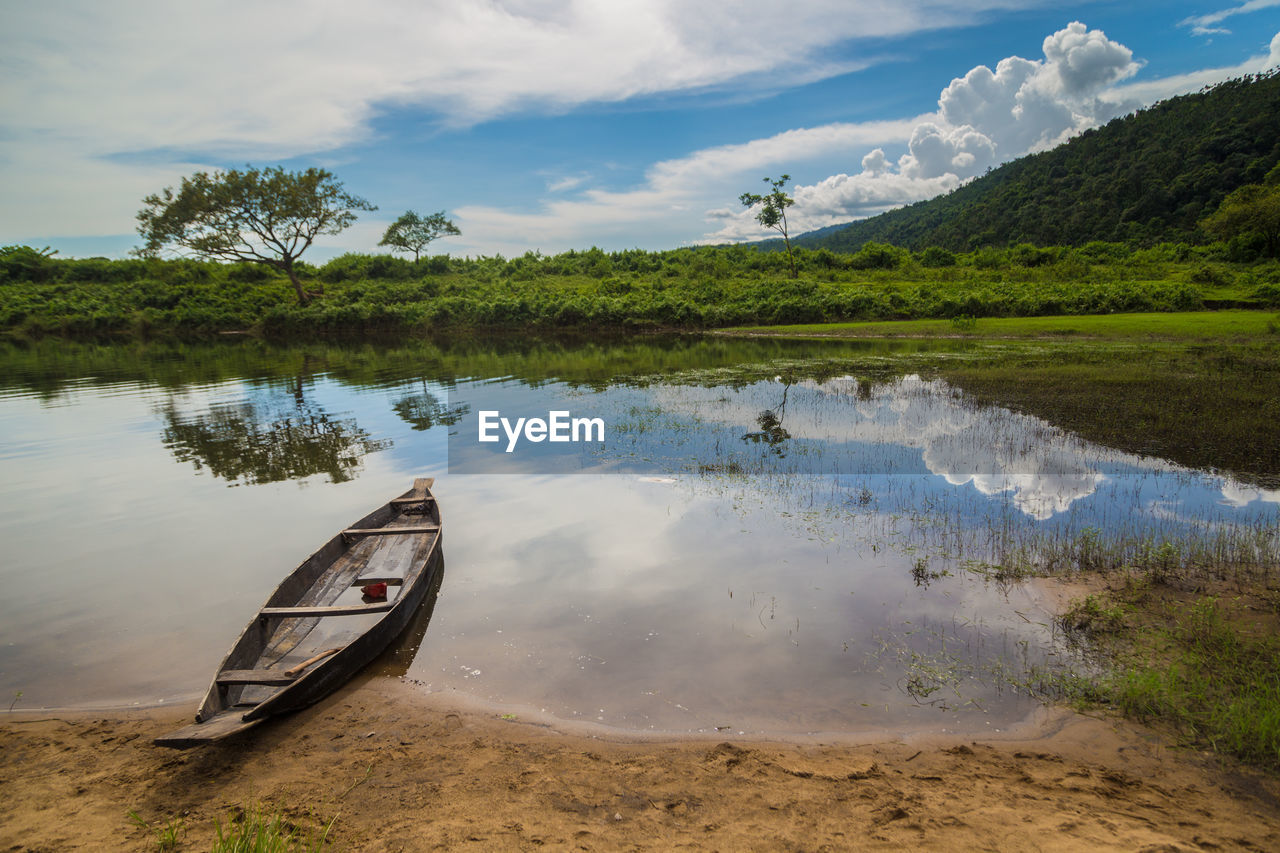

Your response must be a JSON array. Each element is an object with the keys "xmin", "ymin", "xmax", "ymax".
[{"xmin": 0, "ymin": 0, "xmax": 1031, "ymax": 242}]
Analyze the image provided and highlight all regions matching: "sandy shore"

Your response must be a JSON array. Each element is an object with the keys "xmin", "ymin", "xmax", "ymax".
[{"xmin": 3, "ymin": 676, "xmax": 1278, "ymax": 852}]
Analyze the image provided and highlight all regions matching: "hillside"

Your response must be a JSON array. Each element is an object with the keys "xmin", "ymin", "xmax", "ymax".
[{"xmin": 791, "ymin": 71, "xmax": 1280, "ymax": 252}]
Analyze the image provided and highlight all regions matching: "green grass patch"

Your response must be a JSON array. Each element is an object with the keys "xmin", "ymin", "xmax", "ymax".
[
  {"xmin": 129, "ymin": 801, "xmax": 334, "ymax": 853},
  {"xmin": 210, "ymin": 803, "xmax": 334, "ymax": 853},
  {"xmin": 1061, "ymin": 584, "xmax": 1280, "ymax": 769},
  {"xmin": 728, "ymin": 309, "xmax": 1280, "ymax": 341}
]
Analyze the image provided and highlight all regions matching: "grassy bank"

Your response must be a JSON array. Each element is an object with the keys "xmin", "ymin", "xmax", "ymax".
[
  {"xmin": 728, "ymin": 308, "xmax": 1280, "ymax": 340},
  {"xmin": 1056, "ymin": 574, "xmax": 1280, "ymax": 770},
  {"xmin": 2, "ymin": 243, "xmax": 1278, "ymax": 338}
]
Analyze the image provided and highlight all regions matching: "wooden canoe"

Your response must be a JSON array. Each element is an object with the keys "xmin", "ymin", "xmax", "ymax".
[{"xmin": 156, "ymin": 478, "xmax": 443, "ymax": 748}]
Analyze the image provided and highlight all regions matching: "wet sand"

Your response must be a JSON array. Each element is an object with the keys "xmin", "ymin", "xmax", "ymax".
[{"xmin": 3, "ymin": 677, "xmax": 1278, "ymax": 851}]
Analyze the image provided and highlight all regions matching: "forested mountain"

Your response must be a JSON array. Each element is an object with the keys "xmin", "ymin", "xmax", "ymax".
[{"xmin": 791, "ymin": 71, "xmax": 1280, "ymax": 252}]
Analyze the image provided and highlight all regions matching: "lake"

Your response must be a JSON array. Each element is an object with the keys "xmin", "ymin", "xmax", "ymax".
[{"xmin": 0, "ymin": 335, "xmax": 1275, "ymax": 738}]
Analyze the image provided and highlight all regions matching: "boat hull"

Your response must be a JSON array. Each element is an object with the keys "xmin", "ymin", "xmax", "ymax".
[{"xmin": 156, "ymin": 479, "xmax": 442, "ymax": 747}]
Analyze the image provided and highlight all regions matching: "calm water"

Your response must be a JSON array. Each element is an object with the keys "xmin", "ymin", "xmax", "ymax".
[{"xmin": 0, "ymin": 337, "xmax": 1275, "ymax": 737}]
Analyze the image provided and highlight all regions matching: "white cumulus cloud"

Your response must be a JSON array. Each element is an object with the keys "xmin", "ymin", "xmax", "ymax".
[
  {"xmin": 932, "ymin": 21, "xmax": 1138, "ymax": 159},
  {"xmin": 897, "ymin": 122, "xmax": 998, "ymax": 179}
]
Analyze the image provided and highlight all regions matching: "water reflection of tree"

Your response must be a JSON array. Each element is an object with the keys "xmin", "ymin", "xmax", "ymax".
[
  {"xmin": 162, "ymin": 377, "xmax": 390, "ymax": 485},
  {"xmin": 392, "ymin": 381, "xmax": 469, "ymax": 431},
  {"xmin": 741, "ymin": 379, "xmax": 792, "ymax": 456}
]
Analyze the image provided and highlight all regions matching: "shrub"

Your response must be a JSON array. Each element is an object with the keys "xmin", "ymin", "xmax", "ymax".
[
  {"xmin": 918, "ymin": 246, "xmax": 957, "ymax": 268},
  {"xmin": 849, "ymin": 242, "xmax": 902, "ymax": 270}
]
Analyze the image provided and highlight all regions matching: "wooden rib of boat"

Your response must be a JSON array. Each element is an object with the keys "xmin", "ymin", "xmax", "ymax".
[{"xmin": 155, "ymin": 478, "xmax": 443, "ymax": 748}]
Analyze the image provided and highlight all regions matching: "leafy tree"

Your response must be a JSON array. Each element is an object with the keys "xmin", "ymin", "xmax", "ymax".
[
  {"xmin": 137, "ymin": 166, "xmax": 374, "ymax": 305},
  {"xmin": 378, "ymin": 210, "xmax": 461, "ymax": 261},
  {"xmin": 0, "ymin": 245, "xmax": 58, "ymax": 282},
  {"xmin": 1202, "ymin": 181, "xmax": 1280, "ymax": 258},
  {"xmin": 918, "ymin": 246, "xmax": 957, "ymax": 267},
  {"xmin": 741, "ymin": 175, "xmax": 798, "ymax": 278}
]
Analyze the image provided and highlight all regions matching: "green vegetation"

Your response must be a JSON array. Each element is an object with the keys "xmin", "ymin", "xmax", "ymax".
[
  {"xmin": 790, "ymin": 72, "xmax": 1280, "ymax": 253},
  {"xmin": 1060, "ymin": 581, "xmax": 1280, "ymax": 769},
  {"xmin": 740, "ymin": 175, "xmax": 798, "ymax": 278},
  {"xmin": 3, "ymin": 240, "xmax": 1277, "ymax": 338},
  {"xmin": 1202, "ymin": 169, "xmax": 1280, "ymax": 258},
  {"xmin": 210, "ymin": 803, "xmax": 334, "ymax": 853},
  {"xmin": 730, "ymin": 309, "xmax": 1280, "ymax": 340},
  {"xmin": 136, "ymin": 166, "xmax": 376, "ymax": 306},
  {"xmin": 951, "ymin": 518, "xmax": 1280, "ymax": 770},
  {"xmin": 378, "ymin": 209, "xmax": 461, "ymax": 261},
  {"xmin": 130, "ymin": 802, "xmax": 334, "ymax": 852}
]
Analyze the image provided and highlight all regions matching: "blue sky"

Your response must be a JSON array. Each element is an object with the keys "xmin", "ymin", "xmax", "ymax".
[{"xmin": 3, "ymin": 1, "xmax": 1279, "ymax": 260}]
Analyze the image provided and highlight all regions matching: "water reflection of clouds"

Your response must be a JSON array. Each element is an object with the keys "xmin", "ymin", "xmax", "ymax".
[
  {"xmin": 924, "ymin": 436, "xmax": 1106, "ymax": 521},
  {"xmin": 4, "ymin": 359, "xmax": 1273, "ymax": 734},
  {"xmin": 644, "ymin": 374, "xmax": 1277, "ymax": 521},
  {"xmin": 1219, "ymin": 479, "xmax": 1280, "ymax": 508},
  {"xmin": 648, "ymin": 375, "xmax": 1114, "ymax": 518},
  {"xmin": 421, "ymin": 475, "xmax": 1052, "ymax": 733}
]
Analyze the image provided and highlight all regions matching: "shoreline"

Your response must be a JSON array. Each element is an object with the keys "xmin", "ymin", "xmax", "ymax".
[
  {"xmin": 4, "ymin": 676, "xmax": 1280, "ymax": 851},
  {"xmin": 0, "ymin": 674, "xmax": 1067, "ymax": 750}
]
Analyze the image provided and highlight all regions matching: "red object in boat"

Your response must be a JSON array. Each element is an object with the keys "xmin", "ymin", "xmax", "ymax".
[{"xmin": 362, "ymin": 582, "xmax": 388, "ymax": 600}]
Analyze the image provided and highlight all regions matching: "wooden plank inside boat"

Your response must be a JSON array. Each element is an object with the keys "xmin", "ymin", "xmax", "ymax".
[{"xmin": 260, "ymin": 601, "xmax": 397, "ymax": 618}]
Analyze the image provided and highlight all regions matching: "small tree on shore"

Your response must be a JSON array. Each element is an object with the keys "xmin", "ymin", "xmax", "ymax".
[
  {"xmin": 378, "ymin": 210, "xmax": 461, "ymax": 261},
  {"xmin": 137, "ymin": 166, "xmax": 374, "ymax": 305},
  {"xmin": 740, "ymin": 175, "xmax": 798, "ymax": 279}
]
